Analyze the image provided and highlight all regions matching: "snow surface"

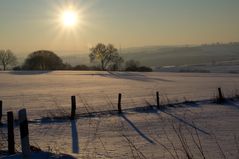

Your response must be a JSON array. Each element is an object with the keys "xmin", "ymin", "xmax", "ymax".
[{"xmin": 0, "ymin": 71, "xmax": 239, "ymax": 158}]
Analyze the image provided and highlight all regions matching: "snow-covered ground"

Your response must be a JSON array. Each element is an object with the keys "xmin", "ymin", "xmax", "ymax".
[{"xmin": 0, "ymin": 71, "xmax": 239, "ymax": 158}]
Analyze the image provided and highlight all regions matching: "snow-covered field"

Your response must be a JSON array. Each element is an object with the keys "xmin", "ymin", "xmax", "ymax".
[{"xmin": 0, "ymin": 71, "xmax": 239, "ymax": 158}]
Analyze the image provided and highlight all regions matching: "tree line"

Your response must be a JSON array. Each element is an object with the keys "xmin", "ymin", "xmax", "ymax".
[{"xmin": 0, "ymin": 43, "xmax": 152, "ymax": 72}]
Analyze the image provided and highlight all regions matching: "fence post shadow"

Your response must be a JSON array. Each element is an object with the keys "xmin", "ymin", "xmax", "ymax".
[
  {"xmin": 71, "ymin": 119, "xmax": 79, "ymax": 154},
  {"xmin": 120, "ymin": 114, "xmax": 155, "ymax": 144}
]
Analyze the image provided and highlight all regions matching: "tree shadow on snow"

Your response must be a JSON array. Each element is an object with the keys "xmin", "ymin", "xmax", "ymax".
[{"xmin": 97, "ymin": 71, "xmax": 174, "ymax": 82}]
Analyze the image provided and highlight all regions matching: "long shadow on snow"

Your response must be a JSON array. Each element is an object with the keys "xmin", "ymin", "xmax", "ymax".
[
  {"xmin": 120, "ymin": 114, "xmax": 155, "ymax": 144},
  {"xmin": 160, "ymin": 110, "xmax": 210, "ymax": 135},
  {"xmin": 28, "ymin": 119, "xmax": 80, "ymax": 154},
  {"xmin": 131, "ymin": 103, "xmax": 210, "ymax": 135},
  {"xmin": 31, "ymin": 98, "xmax": 238, "ymax": 137},
  {"xmin": 98, "ymin": 71, "xmax": 174, "ymax": 82},
  {"xmin": 71, "ymin": 119, "xmax": 80, "ymax": 154},
  {"xmin": 222, "ymin": 99, "xmax": 239, "ymax": 110},
  {"xmin": 9, "ymin": 71, "xmax": 51, "ymax": 75}
]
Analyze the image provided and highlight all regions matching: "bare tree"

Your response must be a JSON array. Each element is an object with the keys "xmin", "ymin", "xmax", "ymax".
[
  {"xmin": 89, "ymin": 43, "xmax": 123, "ymax": 71},
  {"xmin": 109, "ymin": 56, "xmax": 124, "ymax": 71},
  {"xmin": 0, "ymin": 50, "xmax": 17, "ymax": 70}
]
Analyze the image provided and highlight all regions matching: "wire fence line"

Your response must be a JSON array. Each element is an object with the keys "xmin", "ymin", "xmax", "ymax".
[
  {"xmin": 0, "ymin": 91, "xmax": 170, "ymax": 154},
  {"xmin": 0, "ymin": 86, "xmax": 237, "ymax": 121},
  {"xmin": 0, "ymin": 88, "xmax": 239, "ymax": 158}
]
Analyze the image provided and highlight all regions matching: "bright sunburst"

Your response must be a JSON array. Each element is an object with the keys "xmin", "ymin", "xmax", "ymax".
[{"xmin": 61, "ymin": 9, "xmax": 78, "ymax": 27}]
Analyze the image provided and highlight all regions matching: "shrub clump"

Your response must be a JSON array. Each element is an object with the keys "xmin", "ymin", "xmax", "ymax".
[{"xmin": 125, "ymin": 60, "xmax": 152, "ymax": 72}]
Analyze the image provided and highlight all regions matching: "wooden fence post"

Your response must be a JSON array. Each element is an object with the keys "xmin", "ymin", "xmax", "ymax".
[
  {"xmin": 156, "ymin": 92, "xmax": 160, "ymax": 109},
  {"xmin": 218, "ymin": 87, "xmax": 224, "ymax": 102},
  {"xmin": 19, "ymin": 109, "xmax": 30, "ymax": 157},
  {"xmin": 71, "ymin": 96, "xmax": 76, "ymax": 120},
  {"xmin": 7, "ymin": 111, "xmax": 15, "ymax": 154},
  {"xmin": 0, "ymin": 100, "xmax": 2, "ymax": 123},
  {"xmin": 118, "ymin": 93, "xmax": 122, "ymax": 114}
]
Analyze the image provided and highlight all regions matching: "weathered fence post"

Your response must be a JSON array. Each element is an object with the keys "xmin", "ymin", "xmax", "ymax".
[
  {"xmin": 7, "ymin": 111, "xmax": 15, "ymax": 154},
  {"xmin": 218, "ymin": 87, "xmax": 224, "ymax": 102},
  {"xmin": 156, "ymin": 92, "xmax": 160, "ymax": 109},
  {"xmin": 19, "ymin": 109, "xmax": 30, "ymax": 157},
  {"xmin": 0, "ymin": 100, "xmax": 2, "ymax": 123},
  {"xmin": 118, "ymin": 93, "xmax": 122, "ymax": 114},
  {"xmin": 71, "ymin": 96, "xmax": 76, "ymax": 120}
]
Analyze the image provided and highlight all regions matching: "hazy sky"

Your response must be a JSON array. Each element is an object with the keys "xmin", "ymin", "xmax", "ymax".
[{"xmin": 0, "ymin": 0, "xmax": 239, "ymax": 53}]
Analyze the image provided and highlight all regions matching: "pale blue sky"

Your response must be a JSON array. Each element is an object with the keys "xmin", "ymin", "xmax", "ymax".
[{"xmin": 0, "ymin": 0, "xmax": 239, "ymax": 53}]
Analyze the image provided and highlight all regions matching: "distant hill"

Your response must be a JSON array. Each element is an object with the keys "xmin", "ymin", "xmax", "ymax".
[
  {"xmin": 16, "ymin": 42, "xmax": 239, "ymax": 68},
  {"xmin": 121, "ymin": 42, "xmax": 239, "ymax": 67}
]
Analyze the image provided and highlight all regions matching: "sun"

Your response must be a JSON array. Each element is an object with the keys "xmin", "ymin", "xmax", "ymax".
[{"xmin": 61, "ymin": 9, "xmax": 78, "ymax": 27}]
